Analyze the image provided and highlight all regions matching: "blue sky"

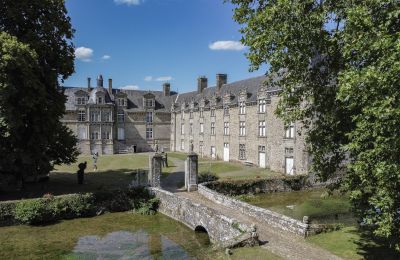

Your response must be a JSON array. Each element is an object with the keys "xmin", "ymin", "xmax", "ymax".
[{"xmin": 64, "ymin": 0, "xmax": 267, "ymax": 92}]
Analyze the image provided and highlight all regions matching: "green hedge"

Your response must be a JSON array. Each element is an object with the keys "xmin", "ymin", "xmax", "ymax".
[
  {"xmin": 205, "ymin": 175, "xmax": 310, "ymax": 196},
  {"xmin": 0, "ymin": 187, "xmax": 154, "ymax": 226}
]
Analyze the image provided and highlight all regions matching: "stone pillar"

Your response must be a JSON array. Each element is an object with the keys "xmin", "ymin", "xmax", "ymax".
[
  {"xmin": 148, "ymin": 153, "xmax": 163, "ymax": 187},
  {"xmin": 185, "ymin": 153, "xmax": 198, "ymax": 192}
]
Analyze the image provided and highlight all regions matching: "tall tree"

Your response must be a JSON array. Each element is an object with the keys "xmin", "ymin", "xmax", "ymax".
[
  {"xmin": 0, "ymin": 0, "xmax": 78, "ymax": 184},
  {"xmin": 226, "ymin": 0, "xmax": 400, "ymax": 251}
]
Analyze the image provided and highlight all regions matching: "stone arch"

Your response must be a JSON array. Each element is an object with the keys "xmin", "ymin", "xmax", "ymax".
[{"xmin": 195, "ymin": 225, "xmax": 208, "ymax": 233}]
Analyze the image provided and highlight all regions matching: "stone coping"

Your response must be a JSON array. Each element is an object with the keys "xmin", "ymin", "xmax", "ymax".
[{"xmin": 198, "ymin": 183, "xmax": 310, "ymax": 237}]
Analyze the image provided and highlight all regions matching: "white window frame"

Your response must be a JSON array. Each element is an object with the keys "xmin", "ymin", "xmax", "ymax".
[
  {"xmin": 239, "ymin": 121, "xmax": 246, "ymax": 136},
  {"xmin": 146, "ymin": 127, "xmax": 153, "ymax": 139},
  {"xmin": 224, "ymin": 122, "xmax": 229, "ymax": 136},
  {"xmin": 258, "ymin": 99, "xmax": 266, "ymax": 113},
  {"xmin": 239, "ymin": 101, "xmax": 246, "ymax": 114},
  {"xmin": 259, "ymin": 121, "xmax": 266, "ymax": 137},
  {"xmin": 211, "ymin": 122, "xmax": 215, "ymax": 135},
  {"xmin": 285, "ymin": 122, "xmax": 295, "ymax": 139}
]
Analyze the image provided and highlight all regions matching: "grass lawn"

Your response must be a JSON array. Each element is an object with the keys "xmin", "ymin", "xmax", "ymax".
[
  {"xmin": 169, "ymin": 152, "xmax": 282, "ymax": 180},
  {"xmin": 307, "ymin": 226, "xmax": 400, "ymax": 259},
  {"xmin": 1, "ymin": 153, "xmax": 175, "ymax": 201}
]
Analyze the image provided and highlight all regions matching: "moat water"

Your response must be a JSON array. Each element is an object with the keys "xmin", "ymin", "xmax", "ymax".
[
  {"xmin": 241, "ymin": 189, "xmax": 356, "ymax": 225},
  {"xmin": 0, "ymin": 212, "xmax": 212, "ymax": 259}
]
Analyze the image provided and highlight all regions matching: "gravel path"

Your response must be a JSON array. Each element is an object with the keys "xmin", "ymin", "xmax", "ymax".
[{"xmin": 161, "ymin": 156, "xmax": 342, "ymax": 260}]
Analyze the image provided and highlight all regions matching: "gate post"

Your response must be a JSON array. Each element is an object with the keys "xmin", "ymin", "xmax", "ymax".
[
  {"xmin": 149, "ymin": 153, "xmax": 163, "ymax": 187},
  {"xmin": 185, "ymin": 152, "xmax": 198, "ymax": 192}
]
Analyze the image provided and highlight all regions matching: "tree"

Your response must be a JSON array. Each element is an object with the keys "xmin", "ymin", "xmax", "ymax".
[
  {"xmin": 226, "ymin": 0, "xmax": 400, "ymax": 251},
  {"xmin": 0, "ymin": 0, "xmax": 79, "ymax": 184}
]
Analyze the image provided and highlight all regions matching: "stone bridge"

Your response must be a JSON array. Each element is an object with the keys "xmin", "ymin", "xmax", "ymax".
[
  {"xmin": 145, "ymin": 153, "xmax": 342, "ymax": 259},
  {"xmin": 150, "ymin": 187, "xmax": 258, "ymax": 248}
]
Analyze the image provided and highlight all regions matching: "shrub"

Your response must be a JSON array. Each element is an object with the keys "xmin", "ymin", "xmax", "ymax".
[
  {"xmin": 0, "ymin": 201, "xmax": 17, "ymax": 225},
  {"xmin": 198, "ymin": 172, "xmax": 219, "ymax": 183},
  {"xmin": 134, "ymin": 198, "xmax": 160, "ymax": 215},
  {"xmin": 15, "ymin": 199, "xmax": 53, "ymax": 225}
]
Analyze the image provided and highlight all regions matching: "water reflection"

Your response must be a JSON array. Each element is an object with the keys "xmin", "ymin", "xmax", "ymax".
[{"xmin": 70, "ymin": 230, "xmax": 194, "ymax": 259}]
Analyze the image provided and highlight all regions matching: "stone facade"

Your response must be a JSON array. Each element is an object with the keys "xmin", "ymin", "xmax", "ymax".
[
  {"xmin": 62, "ymin": 73, "xmax": 310, "ymax": 175},
  {"xmin": 61, "ymin": 75, "xmax": 173, "ymax": 155},
  {"xmin": 170, "ymin": 74, "xmax": 310, "ymax": 175}
]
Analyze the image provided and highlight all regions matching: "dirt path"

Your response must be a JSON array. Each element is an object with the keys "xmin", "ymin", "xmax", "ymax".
[{"xmin": 162, "ymin": 156, "xmax": 342, "ymax": 260}]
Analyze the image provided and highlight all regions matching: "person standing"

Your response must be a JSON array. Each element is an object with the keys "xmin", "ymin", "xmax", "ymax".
[
  {"xmin": 92, "ymin": 152, "xmax": 98, "ymax": 171},
  {"xmin": 77, "ymin": 161, "xmax": 87, "ymax": 184}
]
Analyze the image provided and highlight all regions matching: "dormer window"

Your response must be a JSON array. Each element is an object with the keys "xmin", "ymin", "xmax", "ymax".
[
  {"xmin": 76, "ymin": 97, "xmax": 86, "ymax": 105},
  {"xmin": 239, "ymin": 101, "xmax": 246, "ymax": 114},
  {"xmin": 117, "ymin": 98, "xmax": 126, "ymax": 106},
  {"xmin": 258, "ymin": 99, "xmax": 266, "ymax": 113},
  {"xmin": 145, "ymin": 98, "xmax": 154, "ymax": 107},
  {"xmin": 97, "ymin": 97, "xmax": 103, "ymax": 104}
]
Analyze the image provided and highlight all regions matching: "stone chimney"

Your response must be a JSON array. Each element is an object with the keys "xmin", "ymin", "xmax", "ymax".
[
  {"xmin": 87, "ymin": 77, "xmax": 91, "ymax": 91},
  {"xmin": 216, "ymin": 74, "xmax": 227, "ymax": 91},
  {"xmin": 108, "ymin": 78, "xmax": 113, "ymax": 94},
  {"xmin": 97, "ymin": 75, "xmax": 103, "ymax": 87},
  {"xmin": 197, "ymin": 76, "xmax": 208, "ymax": 94},
  {"xmin": 163, "ymin": 82, "xmax": 170, "ymax": 96}
]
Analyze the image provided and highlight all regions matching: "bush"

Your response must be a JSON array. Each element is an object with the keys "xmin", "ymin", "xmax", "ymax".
[
  {"xmin": 15, "ymin": 199, "xmax": 53, "ymax": 225},
  {"xmin": 134, "ymin": 198, "xmax": 160, "ymax": 215},
  {"xmin": 1, "ymin": 187, "xmax": 156, "ymax": 226},
  {"xmin": 198, "ymin": 172, "xmax": 219, "ymax": 183}
]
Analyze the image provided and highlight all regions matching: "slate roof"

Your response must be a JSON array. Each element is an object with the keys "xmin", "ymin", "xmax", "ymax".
[
  {"xmin": 174, "ymin": 75, "xmax": 268, "ymax": 108},
  {"xmin": 62, "ymin": 87, "xmax": 176, "ymax": 112},
  {"xmin": 62, "ymin": 73, "xmax": 281, "ymax": 112}
]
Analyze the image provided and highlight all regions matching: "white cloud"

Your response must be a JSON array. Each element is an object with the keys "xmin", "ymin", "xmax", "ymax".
[
  {"xmin": 144, "ymin": 76, "xmax": 153, "ymax": 81},
  {"xmin": 75, "ymin": 47, "xmax": 93, "ymax": 62},
  {"xmin": 145, "ymin": 76, "xmax": 173, "ymax": 82},
  {"xmin": 155, "ymin": 76, "xmax": 173, "ymax": 81},
  {"xmin": 209, "ymin": 41, "xmax": 245, "ymax": 51},
  {"xmin": 121, "ymin": 85, "xmax": 140, "ymax": 90},
  {"xmin": 101, "ymin": 55, "xmax": 111, "ymax": 60},
  {"xmin": 114, "ymin": 0, "xmax": 142, "ymax": 6}
]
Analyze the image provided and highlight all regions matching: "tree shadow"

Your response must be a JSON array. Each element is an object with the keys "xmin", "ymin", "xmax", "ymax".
[
  {"xmin": 352, "ymin": 227, "xmax": 400, "ymax": 259},
  {"xmin": 0, "ymin": 168, "xmax": 143, "ymax": 201}
]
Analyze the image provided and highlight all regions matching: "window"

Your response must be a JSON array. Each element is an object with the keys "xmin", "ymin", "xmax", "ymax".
[
  {"xmin": 224, "ymin": 122, "xmax": 229, "ymax": 136},
  {"xmin": 258, "ymin": 99, "xmax": 266, "ymax": 113},
  {"xmin": 224, "ymin": 106, "xmax": 229, "ymax": 116},
  {"xmin": 76, "ymin": 97, "xmax": 86, "ymax": 105},
  {"xmin": 285, "ymin": 122, "xmax": 295, "ymax": 139},
  {"xmin": 145, "ymin": 112, "xmax": 153, "ymax": 123},
  {"xmin": 190, "ymin": 123, "xmax": 193, "ymax": 135},
  {"xmin": 259, "ymin": 145, "xmax": 266, "ymax": 152},
  {"xmin": 181, "ymin": 140, "xmax": 185, "ymax": 150},
  {"xmin": 102, "ymin": 132, "xmax": 110, "ymax": 140},
  {"xmin": 91, "ymin": 132, "xmax": 99, "ymax": 140},
  {"xmin": 117, "ymin": 112, "xmax": 125, "ymax": 122},
  {"xmin": 145, "ymin": 99, "xmax": 154, "ymax": 107},
  {"xmin": 78, "ymin": 126, "xmax": 86, "ymax": 140},
  {"xmin": 102, "ymin": 112, "xmax": 110, "ymax": 122},
  {"xmin": 181, "ymin": 124, "xmax": 185, "ymax": 135},
  {"xmin": 211, "ymin": 108, "xmax": 215, "ymax": 117},
  {"xmin": 146, "ymin": 127, "xmax": 153, "ymax": 139},
  {"xmin": 239, "ymin": 101, "xmax": 246, "ymax": 114},
  {"xmin": 90, "ymin": 111, "xmax": 100, "ymax": 122},
  {"xmin": 239, "ymin": 121, "xmax": 246, "ymax": 136},
  {"xmin": 117, "ymin": 128, "xmax": 125, "ymax": 140},
  {"xmin": 181, "ymin": 112, "xmax": 185, "ymax": 120},
  {"xmin": 199, "ymin": 141, "xmax": 204, "ymax": 155},
  {"xmin": 239, "ymin": 144, "xmax": 246, "ymax": 160},
  {"xmin": 259, "ymin": 121, "xmax": 266, "ymax": 137},
  {"xmin": 97, "ymin": 97, "xmax": 103, "ymax": 104},
  {"xmin": 211, "ymin": 122, "xmax": 215, "ymax": 135},
  {"xmin": 78, "ymin": 110, "xmax": 86, "ymax": 122},
  {"xmin": 189, "ymin": 111, "xmax": 193, "ymax": 119},
  {"xmin": 200, "ymin": 123, "xmax": 204, "ymax": 134},
  {"xmin": 118, "ymin": 98, "xmax": 126, "ymax": 106},
  {"xmin": 199, "ymin": 108, "xmax": 204, "ymax": 118}
]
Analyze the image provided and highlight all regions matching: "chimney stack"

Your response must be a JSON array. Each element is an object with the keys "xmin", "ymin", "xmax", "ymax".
[
  {"xmin": 108, "ymin": 78, "xmax": 113, "ymax": 94},
  {"xmin": 197, "ymin": 76, "xmax": 208, "ymax": 94},
  {"xmin": 87, "ymin": 77, "xmax": 91, "ymax": 91},
  {"xmin": 97, "ymin": 75, "xmax": 103, "ymax": 87},
  {"xmin": 163, "ymin": 82, "xmax": 170, "ymax": 96},
  {"xmin": 216, "ymin": 74, "xmax": 227, "ymax": 91}
]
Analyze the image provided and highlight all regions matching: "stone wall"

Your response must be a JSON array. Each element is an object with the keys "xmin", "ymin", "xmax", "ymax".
[
  {"xmin": 197, "ymin": 184, "xmax": 310, "ymax": 237},
  {"xmin": 149, "ymin": 187, "xmax": 258, "ymax": 248}
]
